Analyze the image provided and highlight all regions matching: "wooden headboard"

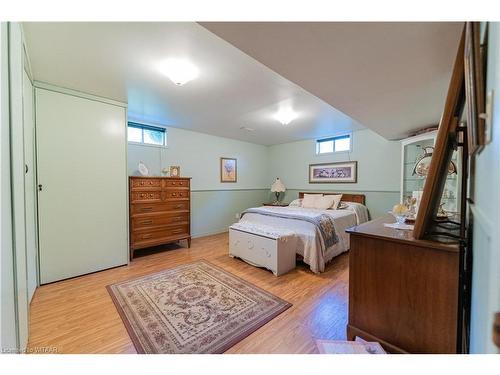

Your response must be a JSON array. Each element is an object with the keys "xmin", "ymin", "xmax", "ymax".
[{"xmin": 298, "ymin": 192, "xmax": 366, "ymax": 205}]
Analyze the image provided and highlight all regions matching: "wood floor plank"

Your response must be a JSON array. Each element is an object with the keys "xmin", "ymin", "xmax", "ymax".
[{"xmin": 28, "ymin": 232, "xmax": 349, "ymax": 354}]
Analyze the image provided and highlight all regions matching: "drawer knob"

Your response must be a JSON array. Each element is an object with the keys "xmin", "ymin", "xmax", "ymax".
[
  {"xmin": 172, "ymin": 193, "xmax": 177, "ymax": 197},
  {"xmin": 149, "ymin": 194, "xmax": 153, "ymax": 198},
  {"xmin": 142, "ymin": 220, "xmax": 153, "ymax": 225},
  {"xmin": 149, "ymin": 181, "xmax": 153, "ymax": 185},
  {"xmin": 172, "ymin": 182, "xmax": 176, "ymax": 185},
  {"xmin": 141, "ymin": 207, "xmax": 153, "ymax": 212},
  {"xmin": 140, "ymin": 194, "xmax": 145, "ymax": 198},
  {"xmin": 175, "ymin": 205, "xmax": 182, "ymax": 209},
  {"xmin": 174, "ymin": 217, "xmax": 182, "ymax": 221},
  {"xmin": 140, "ymin": 182, "xmax": 144, "ymax": 185}
]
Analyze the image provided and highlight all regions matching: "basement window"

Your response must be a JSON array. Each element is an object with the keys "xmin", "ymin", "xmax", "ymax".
[
  {"xmin": 316, "ymin": 134, "xmax": 351, "ymax": 154},
  {"xmin": 127, "ymin": 122, "xmax": 167, "ymax": 147}
]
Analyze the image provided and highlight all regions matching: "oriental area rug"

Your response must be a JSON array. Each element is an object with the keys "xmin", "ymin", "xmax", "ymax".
[{"xmin": 107, "ymin": 260, "xmax": 291, "ymax": 353}]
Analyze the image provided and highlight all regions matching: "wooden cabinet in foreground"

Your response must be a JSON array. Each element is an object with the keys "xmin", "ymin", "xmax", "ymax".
[
  {"xmin": 346, "ymin": 215, "xmax": 462, "ymax": 353},
  {"xmin": 129, "ymin": 176, "xmax": 191, "ymax": 259}
]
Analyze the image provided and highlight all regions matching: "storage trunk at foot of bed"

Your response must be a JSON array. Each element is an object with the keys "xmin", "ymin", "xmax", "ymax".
[{"xmin": 229, "ymin": 228, "xmax": 297, "ymax": 276}]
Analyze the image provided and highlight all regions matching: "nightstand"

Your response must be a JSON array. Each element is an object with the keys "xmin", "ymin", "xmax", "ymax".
[{"xmin": 262, "ymin": 203, "xmax": 289, "ymax": 207}]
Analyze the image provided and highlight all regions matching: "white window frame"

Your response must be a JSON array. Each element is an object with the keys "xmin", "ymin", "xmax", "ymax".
[
  {"xmin": 315, "ymin": 133, "xmax": 352, "ymax": 155},
  {"xmin": 127, "ymin": 121, "xmax": 168, "ymax": 148}
]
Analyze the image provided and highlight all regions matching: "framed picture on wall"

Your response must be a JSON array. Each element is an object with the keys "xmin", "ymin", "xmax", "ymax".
[
  {"xmin": 464, "ymin": 22, "xmax": 487, "ymax": 155},
  {"xmin": 220, "ymin": 157, "xmax": 237, "ymax": 183},
  {"xmin": 309, "ymin": 161, "xmax": 357, "ymax": 183}
]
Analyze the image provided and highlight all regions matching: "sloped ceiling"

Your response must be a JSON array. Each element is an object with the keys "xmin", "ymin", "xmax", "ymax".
[
  {"xmin": 200, "ymin": 22, "xmax": 464, "ymax": 140},
  {"xmin": 22, "ymin": 22, "xmax": 363, "ymax": 146}
]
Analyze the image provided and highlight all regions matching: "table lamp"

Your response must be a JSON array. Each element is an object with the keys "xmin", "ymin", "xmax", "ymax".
[{"xmin": 271, "ymin": 178, "xmax": 286, "ymax": 204}]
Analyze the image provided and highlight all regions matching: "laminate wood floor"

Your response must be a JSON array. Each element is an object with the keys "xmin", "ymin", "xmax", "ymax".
[{"xmin": 27, "ymin": 232, "xmax": 349, "ymax": 354}]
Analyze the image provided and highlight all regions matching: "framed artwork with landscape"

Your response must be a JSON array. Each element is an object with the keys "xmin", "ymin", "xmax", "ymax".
[
  {"xmin": 309, "ymin": 161, "xmax": 357, "ymax": 183},
  {"xmin": 220, "ymin": 157, "xmax": 237, "ymax": 183}
]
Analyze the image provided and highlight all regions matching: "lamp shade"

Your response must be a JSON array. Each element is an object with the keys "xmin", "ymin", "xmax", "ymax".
[{"xmin": 271, "ymin": 178, "xmax": 286, "ymax": 192}]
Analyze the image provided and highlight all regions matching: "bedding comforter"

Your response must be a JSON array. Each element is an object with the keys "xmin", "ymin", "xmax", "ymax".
[{"xmin": 237, "ymin": 203, "xmax": 368, "ymax": 273}]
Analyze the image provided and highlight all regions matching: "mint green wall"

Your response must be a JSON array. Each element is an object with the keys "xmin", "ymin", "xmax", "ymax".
[
  {"xmin": 128, "ymin": 126, "xmax": 269, "ymax": 189},
  {"xmin": 267, "ymin": 129, "xmax": 401, "ymax": 218},
  {"xmin": 191, "ymin": 190, "xmax": 268, "ymax": 237},
  {"xmin": 128, "ymin": 125, "xmax": 270, "ymax": 237},
  {"xmin": 128, "ymin": 127, "xmax": 401, "ymax": 236},
  {"xmin": 470, "ymin": 22, "xmax": 500, "ymax": 354}
]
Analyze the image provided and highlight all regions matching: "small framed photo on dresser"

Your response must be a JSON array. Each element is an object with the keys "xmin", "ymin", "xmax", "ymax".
[
  {"xmin": 220, "ymin": 157, "xmax": 237, "ymax": 183},
  {"xmin": 170, "ymin": 166, "xmax": 180, "ymax": 177}
]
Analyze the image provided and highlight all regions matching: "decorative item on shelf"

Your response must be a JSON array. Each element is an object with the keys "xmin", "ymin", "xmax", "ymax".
[
  {"xmin": 161, "ymin": 167, "xmax": 170, "ymax": 176},
  {"xmin": 220, "ymin": 157, "xmax": 237, "ymax": 183},
  {"xmin": 309, "ymin": 161, "xmax": 357, "ymax": 183},
  {"xmin": 412, "ymin": 146, "xmax": 457, "ymax": 177},
  {"xmin": 436, "ymin": 203, "xmax": 451, "ymax": 220},
  {"xmin": 169, "ymin": 166, "xmax": 180, "ymax": 177},
  {"xmin": 408, "ymin": 125, "xmax": 439, "ymax": 138},
  {"xmin": 138, "ymin": 161, "xmax": 149, "ymax": 176},
  {"xmin": 270, "ymin": 178, "xmax": 286, "ymax": 204}
]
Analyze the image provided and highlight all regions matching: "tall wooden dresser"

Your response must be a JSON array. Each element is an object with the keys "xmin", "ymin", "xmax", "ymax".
[
  {"xmin": 346, "ymin": 214, "xmax": 462, "ymax": 353},
  {"xmin": 129, "ymin": 176, "xmax": 191, "ymax": 259}
]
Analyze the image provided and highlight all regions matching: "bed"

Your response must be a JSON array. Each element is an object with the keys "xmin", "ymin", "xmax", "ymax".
[{"xmin": 232, "ymin": 192, "xmax": 369, "ymax": 274}]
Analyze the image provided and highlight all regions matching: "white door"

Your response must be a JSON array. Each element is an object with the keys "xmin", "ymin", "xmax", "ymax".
[
  {"xmin": 23, "ymin": 69, "xmax": 37, "ymax": 302},
  {"xmin": 36, "ymin": 88, "xmax": 128, "ymax": 284}
]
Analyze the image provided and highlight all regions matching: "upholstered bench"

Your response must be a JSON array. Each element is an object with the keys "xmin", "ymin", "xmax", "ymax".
[{"xmin": 228, "ymin": 223, "xmax": 297, "ymax": 276}]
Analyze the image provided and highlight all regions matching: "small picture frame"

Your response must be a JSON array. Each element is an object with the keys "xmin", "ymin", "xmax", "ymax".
[
  {"xmin": 309, "ymin": 161, "xmax": 357, "ymax": 183},
  {"xmin": 169, "ymin": 166, "xmax": 180, "ymax": 177},
  {"xmin": 220, "ymin": 157, "xmax": 237, "ymax": 183}
]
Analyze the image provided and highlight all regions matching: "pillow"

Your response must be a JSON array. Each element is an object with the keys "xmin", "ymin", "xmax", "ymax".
[
  {"xmin": 313, "ymin": 195, "xmax": 338, "ymax": 210},
  {"xmin": 289, "ymin": 198, "xmax": 303, "ymax": 207},
  {"xmin": 324, "ymin": 194, "xmax": 343, "ymax": 209},
  {"xmin": 302, "ymin": 194, "xmax": 322, "ymax": 208}
]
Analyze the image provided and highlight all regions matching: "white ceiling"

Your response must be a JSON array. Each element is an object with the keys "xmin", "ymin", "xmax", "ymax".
[
  {"xmin": 200, "ymin": 22, "xmax": 464, "ymax": 140},
  {"xmin": 23, "ymin": 22, "xmax": 364, "ymax": 146}
]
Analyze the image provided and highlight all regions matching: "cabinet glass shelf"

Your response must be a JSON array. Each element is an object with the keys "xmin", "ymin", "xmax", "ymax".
[{"xmin": 401, "ymin": 131, "xmax": 461, "ymax": 214}]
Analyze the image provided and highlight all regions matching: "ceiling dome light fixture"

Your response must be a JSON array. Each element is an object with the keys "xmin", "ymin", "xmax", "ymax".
[
  {"xmin": 274, "ymin": 107, "xmax": 298, "ymax": 125},
  {"xmin": 158, "ymin": 58, "xmax": 199, "ymax": 86}
]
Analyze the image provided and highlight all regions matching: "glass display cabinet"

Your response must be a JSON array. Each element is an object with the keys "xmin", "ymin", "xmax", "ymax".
[{"xmin": 401, "ymin": 130, "xmax": 461, "ymax": 215}]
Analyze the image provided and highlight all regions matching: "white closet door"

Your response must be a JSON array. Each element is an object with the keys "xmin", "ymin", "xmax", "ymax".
[{"xmin": 36, "ymin": 88, "xmax": 128, "ymax": 284}]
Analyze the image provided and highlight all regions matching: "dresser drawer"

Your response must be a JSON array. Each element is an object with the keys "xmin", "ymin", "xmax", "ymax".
[
  {"xmin": 130, "ymin": 178, "xmax": 162, "ymax": 190},
  {"xmin": 132, "ymin": 224, "xmax": 189, "ymax": 243},
  {"xmin": 131, "ymin": 213, "xmax": 189, "ymax": 229},
  {"xmin": 131, "ymin": 191, "xmax": 162, "ymax": 203},
  {"xmin": 130, "ymin": 201, "xmax": 190, "ymax": 215},
  {"xmin": 165, "ymin": 179, "xmax": 190, "ymax": 189},
  {"xmin": 162, "ymin": 190, "xmax": 190, "ymax": 200}
]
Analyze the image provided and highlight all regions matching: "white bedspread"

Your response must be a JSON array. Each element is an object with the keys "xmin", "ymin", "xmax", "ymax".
[{"xmin": 238, "ymin": 203, "xmax": 368, "ymax": 273}]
